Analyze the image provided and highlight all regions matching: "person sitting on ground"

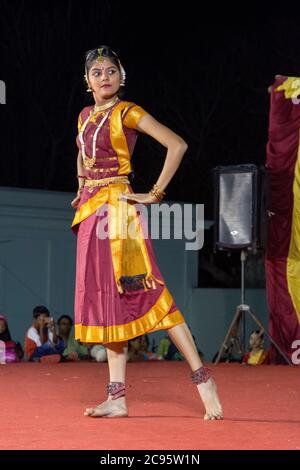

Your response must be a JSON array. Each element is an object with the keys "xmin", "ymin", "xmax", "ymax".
[
  {"xmin": 24, "ymin": 305, "xmax": 64, "ymax": 363},
  {"xmin": 0, "ymin": 314, "xmax": 24, "ymax": 363},
  {"xmin": 57, "ymin": 314, "xmax": 89, "ymax": 361},
  {"xmin": 128, "ymin": 334, "xmax": 155, "ymax": 361},
  {"xmin": 242, "ymin": 330, "xmax": 269, "ymax": 365},
  {"xmin": 165, "ymin": 339, "xmax": 185, "ymax": 361},
  {"xmin": 156, "ymin": 334, "xmax": 171, "ymax": 360}
]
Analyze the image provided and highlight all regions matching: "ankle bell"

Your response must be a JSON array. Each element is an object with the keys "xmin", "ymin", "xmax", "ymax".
[
  {"xmin": 106, "ymin": 381, "xmax": 126, "ymax": 400},
  {"xmin": 191, "ymin": 366, "xmax": 210, "ymax": 384}
]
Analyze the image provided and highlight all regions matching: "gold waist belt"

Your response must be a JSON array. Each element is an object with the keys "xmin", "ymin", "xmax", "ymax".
[{"xmin": 84, "ymin": 175, "xmax": 130, "ymax": 193}]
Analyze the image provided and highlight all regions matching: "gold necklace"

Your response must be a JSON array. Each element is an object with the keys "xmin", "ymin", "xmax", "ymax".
[{"xmin": 92, "ymin": 96, "xmax": 119, "ymax": 114}]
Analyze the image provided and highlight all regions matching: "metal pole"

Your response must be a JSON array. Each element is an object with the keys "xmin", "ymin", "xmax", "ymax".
[{"xmin": 240, "ymin": 250, "xmax": 247, "ymax": 355}]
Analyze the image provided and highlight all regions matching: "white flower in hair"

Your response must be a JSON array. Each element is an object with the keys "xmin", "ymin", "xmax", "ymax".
[{"xmin": 118, "ymin": 61, "xmax": 126, "ymax": 86}]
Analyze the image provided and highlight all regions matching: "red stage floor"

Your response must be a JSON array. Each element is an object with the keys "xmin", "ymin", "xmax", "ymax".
[{"xmin": 0, "ymin": 361, "xmax": 299, "ymax": 450}]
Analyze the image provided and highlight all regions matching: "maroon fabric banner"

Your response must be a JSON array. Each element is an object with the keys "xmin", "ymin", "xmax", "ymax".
[{"xmin": 265, "ymin": 76, "xmax": 300, "ymax": 363}]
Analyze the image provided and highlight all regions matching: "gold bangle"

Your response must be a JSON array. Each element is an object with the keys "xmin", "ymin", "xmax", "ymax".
[
  {"xmin": 149, "ymin": 183, "xmax": 165, "ymax": 202},
  {"xmin": 151, "ymin": 190, "xmax": 163, "ymax": 201},
  {"xmin": 153, "ymin": 183, "xmax": 166, "ymax": 196},
  {"xmin": 149, "ymin": 189, "xmax": 163, "ymax": 202}
]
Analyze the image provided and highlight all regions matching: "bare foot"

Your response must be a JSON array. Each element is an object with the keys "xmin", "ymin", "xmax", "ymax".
[
  {"xmin": 84, "ymin": 397, "xmax": 128, "ymax": 418},
  {"xmin": 197, "ymin": 378, "xmax": 223, "ymax": 420}
]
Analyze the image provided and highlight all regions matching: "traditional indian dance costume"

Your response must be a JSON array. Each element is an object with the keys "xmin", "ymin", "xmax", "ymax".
[
  {"xmin": 71, "ymin": 48, "xmax": 216, "ymax": 419},
  {"xmin": 71, "ymin": 97, "xmax": 185, "ymax": 344}
]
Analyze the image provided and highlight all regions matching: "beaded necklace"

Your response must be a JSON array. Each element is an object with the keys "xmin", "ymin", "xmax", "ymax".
[{"xmin": 78, "ymin": 97, "xmax": 119, "ymax": 169}]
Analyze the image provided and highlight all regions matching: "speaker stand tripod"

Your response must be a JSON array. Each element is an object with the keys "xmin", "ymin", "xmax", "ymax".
[{"xmin": 214, "ymin": 250, "xmax": 292, "ymax": 365}]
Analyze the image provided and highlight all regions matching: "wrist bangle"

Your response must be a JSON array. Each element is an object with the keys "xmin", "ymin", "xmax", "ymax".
[
  {"xmin": 77, "ymin": 174, "xmax": 86, "ymax": 179},
  {"xmin": 149, "ymin": 189, "xmax": 163, "ymax": 202},
  {"xmin": 153, "ymin": 183, "xmax": 166, "ymax": 196},
  {"xmin": 149, "ymin": 183, "xmax": 166, "ymax": 202}
]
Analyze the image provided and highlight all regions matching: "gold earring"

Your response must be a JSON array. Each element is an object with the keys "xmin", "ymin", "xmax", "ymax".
[{"xmin": 84, "ymin": 74, "xmax": 92, "ymax": 92}]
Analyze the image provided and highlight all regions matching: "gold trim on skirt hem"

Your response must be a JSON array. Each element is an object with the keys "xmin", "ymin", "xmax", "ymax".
[
  {"xmin": 146, "ymin": 310, "xmax": 185, "ymax": 332},
  {"xmin": 75, "ymin": 287, "xmax": 185, "ymax": 343}
]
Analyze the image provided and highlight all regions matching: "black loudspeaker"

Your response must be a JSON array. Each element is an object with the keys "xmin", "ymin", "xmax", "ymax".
[{"xmin": 213, "ymin": 164, "xmax": 269, "ymax": 251}]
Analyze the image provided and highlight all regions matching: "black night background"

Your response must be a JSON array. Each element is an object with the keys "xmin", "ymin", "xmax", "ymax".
[{"xmin": 1, "ymin": 2, "xmax": 299, "ymax": 213}]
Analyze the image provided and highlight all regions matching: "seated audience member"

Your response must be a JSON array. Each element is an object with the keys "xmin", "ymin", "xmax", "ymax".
[
  {"xmin": 25, "ymin": 305, "xmax": 64, "ymax": 363},
  {"xmin": 57, "ymin": 315, "xmax": 89, "ymax": 361},
  {"xmin": 0, "ymin": 314, "xmax": 23, "ymax": 363},
  {"xmin": 212, "ymin": 335, "xmax": 243, "ymax": 363},
  {"xmin": 156, "ymin": 335, "xmax": 171, "ymax": 360},
  {"xmin": 128, "ymin": 334, "xmax": 155, "ymax": 361},
  {"xmin": 165, "ymin": 340, "xmax": 184, "ymax": 361},
  {"xmin": 242, "ymin": 330, "xmax": 269, "ymax": 365}
]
